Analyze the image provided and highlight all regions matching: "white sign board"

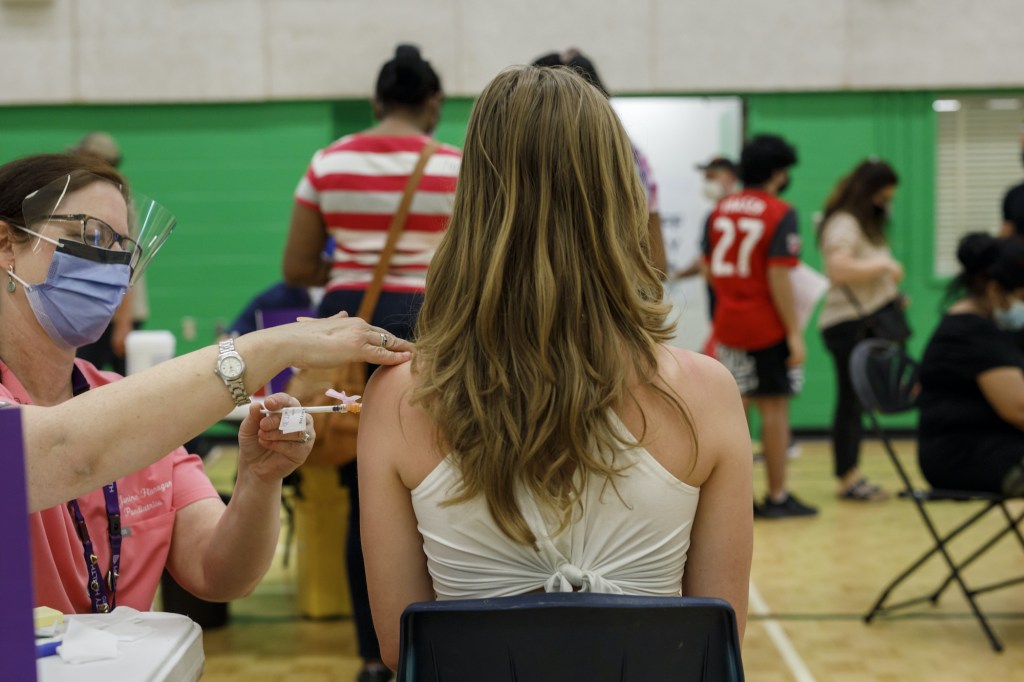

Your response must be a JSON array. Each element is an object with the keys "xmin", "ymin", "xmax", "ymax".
[{"xmin": 611, "ymin": 97, "xmax": 743, "ymax": 351}]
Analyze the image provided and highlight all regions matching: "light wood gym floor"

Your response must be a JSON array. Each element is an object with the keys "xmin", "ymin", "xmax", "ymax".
[{"xmin": 198, "ymin": 439, "xmax": 1024, "ymax": 682}]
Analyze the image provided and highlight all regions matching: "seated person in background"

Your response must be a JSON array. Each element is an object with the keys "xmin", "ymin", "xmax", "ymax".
[
  {"xmin": 918, "ymin": 233, "xmax": 1024, "ymax": 496},
  {"xmin": 358, "ymin": 66, "xmax": 753, "ymax": 670},
  {"xmin": 0, "ymin": 153, "xmax": 412, "ymax": 614},
  {"xmin": 228, "ymin": 281, "xmax": 314, "ymax": 337}
]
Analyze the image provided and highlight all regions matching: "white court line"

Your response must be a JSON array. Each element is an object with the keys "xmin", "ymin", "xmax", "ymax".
[{"xmin": 749, "ymin": 580, "xmax": 817, "ymax": 682}]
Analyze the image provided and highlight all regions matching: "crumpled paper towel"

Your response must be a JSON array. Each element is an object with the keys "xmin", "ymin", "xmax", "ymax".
[{"xmin": 57, "ymin": 606, "xmax": 154, "ymax": 663}]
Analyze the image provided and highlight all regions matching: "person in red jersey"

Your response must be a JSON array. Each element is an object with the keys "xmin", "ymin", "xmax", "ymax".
[{"xmin": 703, "ymin": 134, "xmax": 817, "ymax": 519}]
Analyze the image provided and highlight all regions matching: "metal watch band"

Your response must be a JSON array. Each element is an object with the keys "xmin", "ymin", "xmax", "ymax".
[
  {"xmin": 226, "ymin": 378, "xmax": 249, "ymax": 407},
  {"xmin": 217, "ymin": 339, "xmax": 250, "ymax": 407}
]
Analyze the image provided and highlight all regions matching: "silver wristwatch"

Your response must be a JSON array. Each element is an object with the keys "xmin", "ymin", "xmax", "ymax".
[{"xmin": 214, "ymin": 338, "xmax": 250, "ymax": 407}]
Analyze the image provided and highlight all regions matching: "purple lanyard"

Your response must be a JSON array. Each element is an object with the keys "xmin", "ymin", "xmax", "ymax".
[
  {"xmin": 1, "ymin": 361, "xmax": 121, "ymax": 612},
  {"xmin": 66, "ymin": 482, "xmax": 121, "ymax": 613}
]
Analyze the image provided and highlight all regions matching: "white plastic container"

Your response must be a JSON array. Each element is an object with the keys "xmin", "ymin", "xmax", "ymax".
[{"xmin": 125, "ymin": 330, "xmax": 176, "ymax": 375}]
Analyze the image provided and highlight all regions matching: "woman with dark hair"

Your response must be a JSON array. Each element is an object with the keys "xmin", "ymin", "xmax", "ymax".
[
  {"xmin": 282, "ymin": 43, "xmax": 460, "ymax": 682},
  {"xmin": 359, "ymin": 66, "xmax": 752, "ymax": 671},
  {"xmin": 817, "ymin": 159, "xmax": 904, "ymax": 500},
  {"xmin": 0, "ymin": 153, "xmax": 412, "ymax": 616},
  {"xmin": 918, "ymin": 233, "xmax": 1024, "ymax": 495},
  {"xmin": 532, "ymin": 48, "xmax": 669, "ymax": 278}
]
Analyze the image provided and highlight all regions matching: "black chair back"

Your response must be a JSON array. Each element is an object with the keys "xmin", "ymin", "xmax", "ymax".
[
  {"xmin": 397, "ymin": 593, "xmax": 744, "ymax": 682},
  {"xmin": 849, "ymin": 338, "xmax": 920, "ymax": 416},
  {"xmin": 849, "ymin": 338, "xmax": 921, "ymax": 493}
]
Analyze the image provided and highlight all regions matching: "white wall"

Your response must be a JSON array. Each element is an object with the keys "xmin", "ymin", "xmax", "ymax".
[
  {"xmin": 613, "ymin": 96, "xmax": 743, "ymax": 352},
  {"xmin": 1, "ymin": 0, "xmax": 1022, "ymax": 104}
]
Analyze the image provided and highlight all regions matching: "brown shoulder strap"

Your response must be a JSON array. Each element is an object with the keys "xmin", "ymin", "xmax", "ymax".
[{"xmin": 356, "ymin": 140, "xmax": 442, "ymax": 321}]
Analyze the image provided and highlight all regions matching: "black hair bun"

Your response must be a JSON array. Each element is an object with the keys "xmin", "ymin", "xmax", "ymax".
[
  {"xmin": 956, "ymin": 232, "xmax": 999, "ymax": 274},
  {"xmin": 394, "ymin": 44, "xmax": 423, "ymax": 63},
  {"xmin": 375, "ymin": 43, "xmax": 440, "ymax": 107}
]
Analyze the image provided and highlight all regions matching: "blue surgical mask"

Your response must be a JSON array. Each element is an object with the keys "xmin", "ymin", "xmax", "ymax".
[
  {"xmin": 9, "ymin": 239, "xmax": 130, "ymax": 349},
  {"xmin": 994, "ymin": 300, "xmax": 1024, "ymax": 331}
]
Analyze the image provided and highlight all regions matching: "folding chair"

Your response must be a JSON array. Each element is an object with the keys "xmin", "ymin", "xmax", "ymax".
[
  {"xmin": 396, "ymin": 593, "xmax": 745, "ymax": 681},
  {"xmin": 850, "ymin": 338, "xmax": 1024, "ymax": 652}
]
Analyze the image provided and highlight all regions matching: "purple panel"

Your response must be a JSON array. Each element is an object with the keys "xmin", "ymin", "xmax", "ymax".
[
  {"xmin": 0, "ymin": 408, "xmax": 37, "ymax": 681},
  {"xmin": 257, "ymin": 308, "xmax": 316, "ymax": 329}
]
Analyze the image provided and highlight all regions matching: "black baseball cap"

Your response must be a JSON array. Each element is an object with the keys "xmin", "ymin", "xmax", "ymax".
[{"xmin": 696, "ymin": 157, "xmax": 738, "ymax": 174}]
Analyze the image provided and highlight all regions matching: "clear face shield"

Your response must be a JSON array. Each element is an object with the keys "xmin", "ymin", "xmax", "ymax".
[{"xmin": 21, "ymin": 172, "xmax": 176, "ymax": 286}]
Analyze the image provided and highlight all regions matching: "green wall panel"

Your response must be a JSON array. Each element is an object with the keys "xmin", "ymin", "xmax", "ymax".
[
  {"xmin": 434, "ymin": 99, "xmax": 475, "ymax": 150},
  {"xmin": 0, "ymin": 101, "xmax": 335, "ymax": 354},
  {"xmin": 745, "ymin": 91, "xmax": 940, "ymax": 428}
]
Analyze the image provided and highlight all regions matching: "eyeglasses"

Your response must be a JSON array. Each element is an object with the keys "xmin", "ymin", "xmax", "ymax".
[{"xmin": 48, "ymin": 213, "xmax": 139, "ymax": 265}]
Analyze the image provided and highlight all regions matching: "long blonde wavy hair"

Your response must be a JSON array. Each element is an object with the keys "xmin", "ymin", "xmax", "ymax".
[{"xmin": 413, "ymin": 65, "xmax": 694, "ymax": 546}]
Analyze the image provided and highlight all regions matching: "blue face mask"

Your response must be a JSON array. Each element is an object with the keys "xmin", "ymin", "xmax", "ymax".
[
  {"xmin": 994, "ymin": 300, "xmax": 1024, "ymax": 332},
  {"xmin": 9, "ymin": 239, "xmax": 130, "ymax": 349}
]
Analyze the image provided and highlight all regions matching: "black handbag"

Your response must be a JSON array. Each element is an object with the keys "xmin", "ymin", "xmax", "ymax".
[{"xmin": 842, "ymin": 287, "xmax": 912, "ymax": 343}]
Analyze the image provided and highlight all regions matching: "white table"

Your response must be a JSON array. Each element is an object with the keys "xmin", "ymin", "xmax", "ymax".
[{"xmin": 37, "ymin": 612, "xmax": 204, "ymax": 682}]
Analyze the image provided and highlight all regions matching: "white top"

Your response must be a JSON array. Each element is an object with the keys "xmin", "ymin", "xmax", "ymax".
[
  {"xmin": 818, "ymin": 211, "xmax": 900, "ymax": 329},
  {"xmin": 411, "ymin": 413, "xmax": 700, "ymax": 599}
]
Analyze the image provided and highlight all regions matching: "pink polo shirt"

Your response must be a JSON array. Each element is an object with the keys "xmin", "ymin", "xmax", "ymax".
[{"xmin": 0, "ymin": 358, "xmax": 219, "ymax": 613}]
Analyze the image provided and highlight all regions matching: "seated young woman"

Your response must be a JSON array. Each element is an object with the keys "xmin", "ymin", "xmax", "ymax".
[
  {"xmin": 358, "ymin": 65, "xmax": 753, "ymax": 669},
  {"xmin": 918, "ymin": 232, "xmax": 1024, "ymax": 496}
]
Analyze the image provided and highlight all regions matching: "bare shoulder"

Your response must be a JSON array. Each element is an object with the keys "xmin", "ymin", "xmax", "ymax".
[
  {"xmin": 365, "ymin": 360, "xmax": 416, "ymax": 397},
  {"xmin": 363, "ymin": 362, "xmax": 427, "ymax": 429},
  {"xmin": 658, "ymin": 345, "xmax": 740, "ymax": 406},
  {"xmin": 361, "ymin": 361, "xmax": 440, "ymax": 487},
  {"xmin": 657, "ymin": 346, "xmax": 747, "ymax": 477}
]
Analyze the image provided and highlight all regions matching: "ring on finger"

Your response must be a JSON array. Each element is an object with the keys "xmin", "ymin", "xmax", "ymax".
[
  {"xmin": 379, "ymin": 332, "xmax": 390, "ymax": 348},
  {"xmin": 302, "ymin": 429, "xmax": 311, "ymax": 444}
]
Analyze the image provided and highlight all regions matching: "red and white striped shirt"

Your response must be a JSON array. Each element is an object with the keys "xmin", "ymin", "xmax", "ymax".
[{"xmin": 295, "ymin": 134, "xmax": 461, "ymax": 293}]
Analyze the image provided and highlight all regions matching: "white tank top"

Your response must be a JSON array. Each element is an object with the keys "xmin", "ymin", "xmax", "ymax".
[{"xmin": 410, "ymin": 413, "xmax": 700, "ymax": 599}]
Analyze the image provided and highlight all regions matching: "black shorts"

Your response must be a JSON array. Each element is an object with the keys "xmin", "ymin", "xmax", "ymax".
[{"xmin": 717, "ymin": 340, "xmax": 803, "ymax": 397}]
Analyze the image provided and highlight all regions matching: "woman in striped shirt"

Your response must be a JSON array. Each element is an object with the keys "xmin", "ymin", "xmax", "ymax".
[{"xmin": 282, "ymin": 44, "xmax": 460, "ymax": 682}]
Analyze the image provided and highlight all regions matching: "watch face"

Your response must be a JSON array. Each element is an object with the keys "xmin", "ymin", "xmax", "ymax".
[{"xmin": 219, "ymin": 355, "xmax": 244, "ymax": 380}]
